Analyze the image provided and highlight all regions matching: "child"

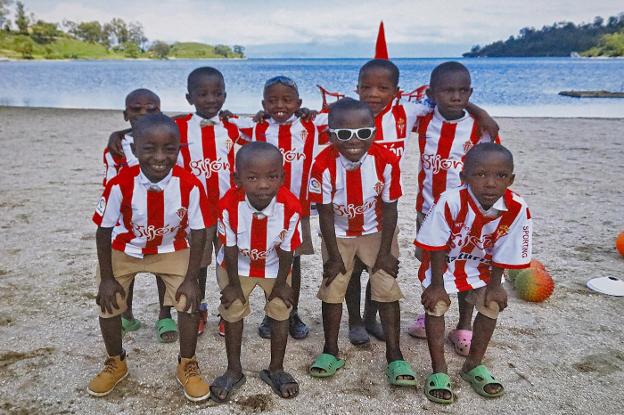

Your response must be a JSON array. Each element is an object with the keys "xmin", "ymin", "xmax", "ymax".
[
  {"xmin": 346, "ymin": 59, "xmax": 500, "ymax": 346},
  {"xmin": 101, "ymin": 88, "xmax": 177, "ymax": 343},
  {"xmin": 415, "ymin": 142, "xmax": 532, "ymax": 403},
  {"xmin": 210, "ymin": 142, "xmax": 301, "ymax": 402},
  {"xmin": 308, "ymin": 98, "xmax": 416, "ymax": 386},
  {"xmin": 89, "ymin": 114, "xmax": 215, "ymax": 402},
  {"xmin": 234, "ymin": 75, "xmax": 328, "ymax": 340},
  {"xmin": 408, "ymin": 62, "xmax": 501, "ymax": 355},
  {"xmin": 174, "ymin": 66, "xmax": 242, "ymax": 336}
]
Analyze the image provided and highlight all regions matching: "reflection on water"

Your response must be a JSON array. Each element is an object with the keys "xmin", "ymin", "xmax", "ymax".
[{"xmin": 1, "ymin": 58, "xmax": 623, "ymax": 117}]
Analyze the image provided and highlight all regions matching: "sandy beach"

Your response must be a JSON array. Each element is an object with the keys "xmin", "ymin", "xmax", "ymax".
[{"xmin": 0, "ymin": 106, "xmax": 623, "ymax": 414}]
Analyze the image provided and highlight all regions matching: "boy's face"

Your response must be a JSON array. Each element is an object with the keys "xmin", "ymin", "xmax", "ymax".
[
  {"xmin": 428, "ymin": 70, "xmax": 472, "ymax": 120},
  {"xmin": 186, "ymin": 74, "xmax": 226, "ymax": 119},
  {"xmin": 330, "ymin": 109, "xmax": 374, "ymax": 162},
  {"xmin": 124, "ymin": 95, "xmax": 160, "ymax": 129},
  {"xmin": 356, "ymin": 67, "xmax": 399, "ymax": 116},
  {"xmin": 262, "ymin": 83, "xmax": 302, "ymax": 124},
  {"xmin": 235, "ymin": 154, "xmax": 284, "ymax": 211},
  {"xmin": 134, "ymin": 126, "xmax": 180, "ymax": 183},
  {"xmin": 461, "ymin": 152, "xmax": 514, "ymax": 210}
]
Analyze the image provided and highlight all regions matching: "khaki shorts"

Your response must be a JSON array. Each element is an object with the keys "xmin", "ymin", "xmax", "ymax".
[
  {"xmin": 318, "ymin": 231, "xmax": 403, "ymax": 304},
  {"xmin": 216, "ymin": 266, "xmax": 293, "ymax": 323},
  {"xmin": 96, "ymin": 249, "xmax": 191, "ymax": 318},
  {"xmin": 425, "ymin": 287, "xmax": 501, "ymax": 320},
  {"xmin": 295, "ymin": 216, "xmax": 314, "ymax": 256},
  {"xmin": 201, "ymin": 230, "xmax": 221, "ymax": 268}
]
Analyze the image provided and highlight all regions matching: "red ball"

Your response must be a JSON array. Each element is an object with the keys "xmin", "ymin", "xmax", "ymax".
[
  {"xmin": 514, "ymin": 268, "xmax": 555, "ymax": 302},
  {"xmin": 616, "ymin": 232, "xmax": 624, "ymax": 257}
]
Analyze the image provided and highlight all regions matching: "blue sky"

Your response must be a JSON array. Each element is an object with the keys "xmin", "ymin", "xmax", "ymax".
[{"xmin": 12, "ymin": 1, "xmax": 624, "ymax": 57}]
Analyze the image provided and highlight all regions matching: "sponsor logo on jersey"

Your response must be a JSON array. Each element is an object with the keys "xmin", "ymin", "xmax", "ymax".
[
  {"xmin": 132, "ymin": 223, "xmax": 180, "ymax": 241},
  {"xmin": 421, "ymin": 153, "xmax": 463, "ymax": 174},
  {"xmin": 240, "ymin": 247, "xmax": 273, "ymax": 261},
  {"xmin": 281, "ymin": 148, "xmax": 306, "ymax": 163},
  {"xmin": 449, "ymin": 230, "xmax": 495, "ymax": 250},
  {"xmin": 333, "ymin": 199, "xmax": 376, "ymax": 219},
  {"xmin": 521, "ymin": 225, "xmax": 530, "ymax": 258},
  {"xmin": 96, "ymin": 197, "xmax": 107, "ymax": 216},
  {"xmin": 190, "ymin": 157, "xmax": 231, "ymax": 179}
]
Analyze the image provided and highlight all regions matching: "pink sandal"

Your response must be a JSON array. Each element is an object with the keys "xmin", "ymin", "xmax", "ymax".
[
  {"xmin": 407, "ymin": 314, "xmax": 427, "ymax": 338},
  {"xmin": 448, "ymin": 329, "xmax": 472, "ymax": 356}
]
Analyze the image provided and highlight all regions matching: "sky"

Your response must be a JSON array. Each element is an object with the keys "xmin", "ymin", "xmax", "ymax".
[{"xmin": 10, "ymin": 1, "xmax": 624, "ymax": 57}]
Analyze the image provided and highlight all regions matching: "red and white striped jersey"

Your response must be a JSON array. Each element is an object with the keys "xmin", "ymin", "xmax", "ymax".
[
  {"xmin": 234, "ymin": 114, "xmax": 329, "ymax": 216},
  {"xmin": 216, "ymin": 186, "xmax": 302, "ymax": 278},
  {"xmin": 308, "ymin": 143, "xmax": 403, "ymax": 238},
  {"xmin": 415, "ymin": 107, "xmax": 501, "ymax": 214},
  {"xmin": 415, "ymin": 185, "xmax": 532, "ymax": 294},
  {"xmin": 175, "ymin": 113, "xmax": 241, "ymax": 202},
  {"xmin": 93, "ymin": 165, "xmax": 215, "ymax": 259},
  {"xmin": 102, "ymin": 133, "xmax": 138, "ymax": 187},
  {"xmin": 373, "ymin": 98, "xmax": 432, "ymax": 161}
]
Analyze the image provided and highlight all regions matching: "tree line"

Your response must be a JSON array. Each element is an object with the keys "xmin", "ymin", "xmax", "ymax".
[
  {"xmin": 0, "ymin": 0, "xmax": 245, "ymax": 59},
  {"xmin": 464, "ymin": 12, "xmax": 624, "ymax": 57}
]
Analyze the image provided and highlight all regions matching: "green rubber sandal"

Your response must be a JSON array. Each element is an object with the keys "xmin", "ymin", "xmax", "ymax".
[
  {"xmin": 155, "ymin": 318, "xmax": 178, "ymax": 343},
  {"xmin": 424, "ymin": 373, "xmax": 454, "ymax": 404},
  {"xmin": 309, "ymin": 353, "xmax": 345, "ymax": 378},
  {"xmin": 121, "ymin": 317, "xmax": 141, "ymax": 336},
  {"xmin": 461, "ymin": 364, "xmax": 504, "ymax": 398},
  {"xmin": 385, "ymin": 360, "xmax": 417, "ymax": 386}
]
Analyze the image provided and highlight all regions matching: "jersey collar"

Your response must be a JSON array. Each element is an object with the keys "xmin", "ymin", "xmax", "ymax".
[
  {"xmin": 245, "ymin": 194, "xmax": 277, "ymax": 219},
  {"xmin": 138, "ymin": 169, "xmax": 173, "ymax": 192},
  {"xmin": 433, "ymin": 105, "xmax": 469, "ymax": 124},
  {"xmin": 338, "ymin": 152, "xmax": 367, "ymax": 171},
  {"xmin": 268, "ymin": 114, "xmax": 298, "ymax": 125},
  {"xmin": 466, "ymin": 184, "xmax": 507, "ymax": 217}
]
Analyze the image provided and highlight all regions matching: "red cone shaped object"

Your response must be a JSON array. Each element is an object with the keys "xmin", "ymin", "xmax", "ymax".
[{"xmin": 375, "ymin": 21, "xmax": 389, "ymax": 59}]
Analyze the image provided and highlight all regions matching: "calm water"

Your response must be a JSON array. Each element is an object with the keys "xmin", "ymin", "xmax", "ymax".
[{"xmin": 1, "ymin": 58, "xmax": 623, "ymax": 117}]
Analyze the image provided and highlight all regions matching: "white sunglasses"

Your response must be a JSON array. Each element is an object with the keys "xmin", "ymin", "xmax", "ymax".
[{"xmin": 329, "ymin": 127, "xmax": 376, "ymax": 141}]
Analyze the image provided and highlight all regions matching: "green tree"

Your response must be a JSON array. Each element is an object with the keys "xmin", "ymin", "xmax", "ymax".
[
  {"xmin": 107, "ymin": 18, "xmax": 128, "ymax": 46},
  {"xmin": 0, "ymin": 0, "xmax": 12, "ymax": 30},
  {"xmin": 149, "ymin": 40, "xmax": 170, "ymax": 59},
  {"xmin": 120, "ymin": 41, "xmax": 141, "ymax": 58},
  {"xmin": 73, "ymin": 21, "xmax": 103, "ymax": 43},
  {"xmin": 233, "ymin": 44, "xmax": 244, "ymax": 57},
  {"xmin": 214, "ymin": 44, "xmax": 231, "ymax": 57},
  {"xmin": 30, "ymin": 20, "xmax": 59, "ymax": 44},
  {"xmin": 15, "ymin": 1, "xmax": 28, "ymax": 34},
  {"xmin": 128, "ymin": 21, "xmax": 146, "ymax": 50},
  {"xmin": 14, "ymin": 35, "xmax": 33, "ymax": 58}
]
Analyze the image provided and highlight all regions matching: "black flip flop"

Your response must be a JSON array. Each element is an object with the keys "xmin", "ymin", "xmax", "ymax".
[
  {"xmin": 259, "ymin": 369, "xmax": 299, "ymax": 399},
  {"xmin": 209, "ymin": 373, "xmax": 246, "ymax": 403}
]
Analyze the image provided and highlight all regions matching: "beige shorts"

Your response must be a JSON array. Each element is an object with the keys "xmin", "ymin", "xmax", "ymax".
[
  {"xmin": 96, "ymin": 249, "xmax": 191, "ymax": 318},
  {"xmin": 425, "ymin": 287, "xmax": 501, "ymax": 319},
  {"xmin": 295, "ymin": 216, "xmax": 314, "ymax": 256},
  {"xmin": 216, "ymin": 266, "xmax": 293, "ymax": 323},
  {"xmin": 201, "ymin": 230, "xmax": 221, "ymax": 268},
  {"xmin": 317, "ymin": 231, "xmax": 403, "ymax": 304}
]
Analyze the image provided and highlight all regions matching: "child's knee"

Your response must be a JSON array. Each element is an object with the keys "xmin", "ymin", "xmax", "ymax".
[
  {"xmin": 425, "ymin": 300, "xmax": 450, "ymax": 317},
  {"xmin": 265, "ymin": 298, "xmax": 292, "ymax": 321},
  {"xmin": 218, "ymin": 300, "xmax": 250, "ymax": 323}
]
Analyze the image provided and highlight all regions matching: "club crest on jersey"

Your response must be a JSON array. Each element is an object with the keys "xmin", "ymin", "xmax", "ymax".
[
  {"xmin": 309, "ymin": 178, "xmax": 322, "ymax": 194},
  {"xmin": 496, "ymin": 225, "xmax": 510, "ymax": 239},
  {"xmin": 300, "ymin": 129, "xmax": 308, "ymax": 141},
  {"xmin": 225, "ymin": 138, "xmax": 234, "ymax": 153},
  {"xmin": 176, "ymin": 207, "xmax": 188, "ymax": 220},
  {"xmin": 96, "ymin": 197, "xmax": 107, "ymax": 216},
  {"xmin": 396, "ymin": 117, "xmax": 406, "ymax": 137},
  {"xmin": 374, "ymin": 181, "xmax": 384, "ymax": 195}
]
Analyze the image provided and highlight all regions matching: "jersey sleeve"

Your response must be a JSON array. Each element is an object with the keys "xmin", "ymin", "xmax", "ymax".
[
  {"xmin": 406, "ymin": 101, "xmax": 434, "ymax": 118},
  {"xmin": 229, "ymin": 116, "xmax": 255, "ymax": 143},
  {"xmin": 218, "ymin": 208, "xmax": 237, "ymax": 247},
  {"xmin": 93, "ymin": 182, "xmax": 122, "ymax": 227},
  {"xmin": 121, "ymin": 136, "xmax": 138, "ymax": 167},
  {"xmin": 308, "ymin": 164, "xmax": 333, "ymax": 205},
  {"xmin": 102, "ymin": 150, "xmax": 118, "ymax": 188},
  {"xmin": 187, "ymin": 184, "xmax": 214, "ymax": 230},
  {"xmin": 279, "ymin": 212, "xmax": 302, "ymax": 252},
  {"xmin": 491, "ymin": 205, "xmax": 532, "ymax": 269},
  {"xmin": 381, "ymin": 159, "xmax": 403, "ymax": 203},
  {"xmin": 312, "ymin": 113, "xmax": 330, "ymax": 145},
  {"xmin": 415, "ymin": 194, "xmax": 452, "ymax": 251}
]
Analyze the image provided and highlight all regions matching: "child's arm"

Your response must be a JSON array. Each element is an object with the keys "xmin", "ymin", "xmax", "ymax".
[
  {"xmin": 465, "ymin": 103, "xmax": 499, "ymax": 139},
  {"xmin": 174, "ymin": 228, "xmax": 207, "ymax": 312},
  {"xmin": 107, "ymin": 129, "xmax": 132, "ymax": 158},
  {"xmin": 372, "ymin": 201, "xmax": 399, "ymax": 277},
  {"xmin": 484, "ymin": 266, "xmax": 507, "ymax": 311},
  {"xmin": 95, "ymin": 226, "xmax": 125, "ymax": 314},
  {"xmin": 268, "ymin": 247, "xmax": 295, "ymax": 306},
  {"xmin": 317, "ymin": 203, "xmax": 346, "ymax": 286},
  {"xmin": 421, "ymin": 250, "xmax": 451, "ymax": 312}
]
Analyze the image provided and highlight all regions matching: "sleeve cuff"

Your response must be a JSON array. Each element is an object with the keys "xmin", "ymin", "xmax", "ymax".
[
  {"xmin": 414, "ymin": 240, "xmax": 447, "ymax": 251},
  {"xmin": 491, "ymin": 261, "xmax": 530, "ymax": 269}
]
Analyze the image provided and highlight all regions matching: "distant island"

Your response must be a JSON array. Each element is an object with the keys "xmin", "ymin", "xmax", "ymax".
[
  {"xmin": 464, "ymin": 12, "xmax": 624, "ymax": 57},
  {"xmin": 0, "ymin": 1, "xmax": 244, "ymax": 60}
]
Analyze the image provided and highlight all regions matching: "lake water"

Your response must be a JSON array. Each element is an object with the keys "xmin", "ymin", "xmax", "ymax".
[{"xmin": 1, "ymin": 57, "xmax": 623, "ymax": 117}]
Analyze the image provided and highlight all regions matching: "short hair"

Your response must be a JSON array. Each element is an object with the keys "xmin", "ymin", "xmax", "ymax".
[
  {"xmin": 125, "ymin": 88, "xmax": 160, "ymax": 107},
  {"xmin": 235, "ymin": 141, "xmax": 283, "ymax": 172},
  {"xmin": 264, "ymin": 75, "xmax": 298, "ymax": 95},
  {"xmin": 359, "ymin": 59, "xmax": 400, "ymax": 87},
  {"xmin": 430, "ymin": 61, "xmax": 471, "ymax": 88},
  {"xmin": 463, "ymin": 142, "xmax": 514, "ymax": 173},
  {"xmin": 133, "ymin": 113, "xmax": 180, "ymax": 143},
  {"xmin": 328, "ymin": 97, "xmax": 374, "ymax": 128},
  {"xmin": 187, "ymin": 67, "xmax": 225, "ymax": 91}
]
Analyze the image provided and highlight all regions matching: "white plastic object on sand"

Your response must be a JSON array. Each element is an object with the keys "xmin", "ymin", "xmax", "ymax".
[{"xmin": 586, "ymin": 276, "xmax": 624, "ymax": 297}]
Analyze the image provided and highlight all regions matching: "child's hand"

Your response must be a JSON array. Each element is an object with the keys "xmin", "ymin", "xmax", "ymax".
[
  {"xmin": 372, "ymin": 253, "xmax": 399, "ymax": 278},
  {"xmin": 220, "ymin": 283, "xmax": 246, "ymax": 309},
  {"xmin": 296, "ymin": 108, "xmax": 318, "ymax": 122},
  {"xmin": 96, "ymin": 278, "xmax": 126, "ymax": 315},
  {"xmin": 479, "ymin": 116, "xmax": 500, "ymax": 140},
  {"xmin": 107, "ymin": 130, "xmax": 126, "ymax": 158},
  {"xmin": 175, "ymin": 278, "xmax": 201, "ymax": 312},
  {"xmin": 219, "ymin": 109, "xmax": 235, "ymax": 120},
  {"xmin": 485, "ymin": 285, "xmax": 508, "ymax": 311},
  {"xmin": 252, "ymin": 110, "xmax": 269, "ymax": 123},
  {"xmin": 268, "ymin": 282, "xmax": 294, "ymax": 307},
  {"xmin": 421, "ymin": 284, "xmax": 450, "ymax": 313},
  {"xmin": 322, "ymin": 258, "xmax": 347, "ymax": 287}
]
